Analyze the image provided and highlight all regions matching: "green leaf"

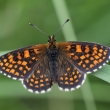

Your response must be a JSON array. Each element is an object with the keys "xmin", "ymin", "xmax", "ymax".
[{"xmin": 92, "ymin": 64, "xmax": 110, "ymax": 83}]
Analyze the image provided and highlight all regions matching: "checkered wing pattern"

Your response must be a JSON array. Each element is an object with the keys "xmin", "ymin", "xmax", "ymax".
[
  {"xmin": 22, "ymin": 56, "xmax": 52, "ymax": 93},
  {"xmin": 57, "ymin": 58, "xmax": 86, "ymax": 91},
  {"xmin": 58, "ymin": 42, "xmax": 110, "ymax": 74},
  {"xmin": 0, "ymin": 44, "xmax": 47, "ymax": 80}
]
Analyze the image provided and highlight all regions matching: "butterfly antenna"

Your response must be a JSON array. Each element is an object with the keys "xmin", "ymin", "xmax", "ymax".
[
  {"xmin": 29, "ymin": 23, "xmax": 48, "ymax": 36},
  {"xmin": 54, "ymin": 18, "xmax": 70, "ymax": 36}
]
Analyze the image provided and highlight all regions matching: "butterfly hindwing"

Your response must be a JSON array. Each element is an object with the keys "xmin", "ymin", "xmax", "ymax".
[
  {"xmin": 0, "ymin": 44, "xmax": 47, "ymax": 80},
  {"xmin": 58, "ymin": 42, "xmax": 110, "ymax": 74},
  {"xmin": 57, "ymin": 57, "xmax": 86, "ymax": 91},
  {"xmin": 22, "ymin": 56, "xmax": 52, "ymax": 93}
]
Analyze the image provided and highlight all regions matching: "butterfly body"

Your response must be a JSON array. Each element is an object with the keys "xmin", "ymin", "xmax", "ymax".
[
  {"xmin": 0, "ymin": 35, "xmax": 110, "ymax": 94},
  {"xmin": 47, "ymin": 36, "xmax": 59, "ymax": 83}
]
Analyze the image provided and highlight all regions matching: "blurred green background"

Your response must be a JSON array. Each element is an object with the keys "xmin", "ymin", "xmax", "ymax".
[{"xmin": 0, "ymin": 0, "xmax": 110, "ymax": 110}]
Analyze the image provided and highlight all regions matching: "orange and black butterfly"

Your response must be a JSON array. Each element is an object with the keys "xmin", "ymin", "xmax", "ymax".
[{"xmin": 0, "ymin": 19, "xmax": 110, "ymax": 94}]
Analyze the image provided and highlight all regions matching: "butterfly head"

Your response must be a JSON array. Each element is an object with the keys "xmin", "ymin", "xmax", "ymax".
[{"xmin": 48, "ymin": 35, "xmax": 56, "ymax": 45}]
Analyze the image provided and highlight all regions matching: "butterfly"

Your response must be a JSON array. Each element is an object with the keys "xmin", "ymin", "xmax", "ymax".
[{"xmin": 0, "ymin": 19, "xmax": 110, "ymax": 94}]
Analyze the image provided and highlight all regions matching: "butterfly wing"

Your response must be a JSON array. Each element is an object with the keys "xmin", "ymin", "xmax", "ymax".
[
  {"xmin": 0, "ymin": 44, "xmax": 47, "ymax": 80},
  {"xmin": 22, "ymin": 56, "xmax": 52, "ymax": 93},
  {"xmin": 58, "ymin": 42, "xmax": 110, "ymax": 74},
  {"xmin": 57, "ymin": 56, "xmax": 86, "ymax": 91}
]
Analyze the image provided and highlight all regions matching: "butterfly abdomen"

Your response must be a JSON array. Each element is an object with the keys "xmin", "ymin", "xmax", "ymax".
[{"xmin": 47, "ymin": 46, "xmax": 59, "ymax": 83}]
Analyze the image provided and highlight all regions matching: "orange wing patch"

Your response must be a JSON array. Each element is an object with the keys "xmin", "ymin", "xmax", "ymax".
[
  {"xmin": 76, "ymin": 45, "xmax": 82, "ymax": 52},
  {"xmin": 24, "ymin": 50, "xmax": 30, "ymax": 58}
]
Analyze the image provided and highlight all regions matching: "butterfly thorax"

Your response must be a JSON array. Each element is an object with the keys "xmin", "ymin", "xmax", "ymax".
[{"xmin": 47, "ymin": 35, "xmax": 59, "ymax": 83}]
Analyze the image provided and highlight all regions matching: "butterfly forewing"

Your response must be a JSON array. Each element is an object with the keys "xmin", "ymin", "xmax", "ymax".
[
  {"xmin": 0, "ymin": 44, "xmax": 47, "ymax": 80},
  {"xmin": 58, "ymin": 42, "xmax": 110, "ymax": 74}
]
